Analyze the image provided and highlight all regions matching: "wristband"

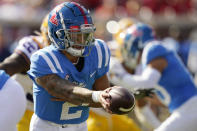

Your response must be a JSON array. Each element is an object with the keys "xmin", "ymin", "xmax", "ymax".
[{"xmin": 92, "ymin": 91, "xmax": 102, "ymax": 103}]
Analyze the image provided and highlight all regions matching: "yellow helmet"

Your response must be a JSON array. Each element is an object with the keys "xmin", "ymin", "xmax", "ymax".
[
  {"xmin": 113, "ymin": 17, "xmax": 135, "ymax": 59},
  {"xmin": 40, "ymin": 14, "xmax": 50, "ymax": 46},
  {"xmin": 113, "ymin": 17, "xmax": 134, "ymax": 45}
]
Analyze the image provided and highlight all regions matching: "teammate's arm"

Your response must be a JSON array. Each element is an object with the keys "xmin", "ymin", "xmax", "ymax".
[
  {"xmin": 36, "ymin": 74, "xmax": 111, "ymax": 108},
  {"xmin": 0, "ymin": 53, "xmax": 29, "ymax": 76},
  {"xmin": 125, "ymin": 57, "xmax": 167, "ymax": 88},
  {"xmin": 111, "ymin": 57, "xmax": 167, "ymax": 91}
]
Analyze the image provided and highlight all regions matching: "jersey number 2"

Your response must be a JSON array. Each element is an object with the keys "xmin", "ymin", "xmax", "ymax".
[{"xmin": 60, "ymin": 102, "xmax": 82, "ymax": 120}]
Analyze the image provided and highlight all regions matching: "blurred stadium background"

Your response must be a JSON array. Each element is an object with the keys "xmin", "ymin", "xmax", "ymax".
[{"xmin": 1, "ymin": 0, "xmax": 197, "ymax": 61}]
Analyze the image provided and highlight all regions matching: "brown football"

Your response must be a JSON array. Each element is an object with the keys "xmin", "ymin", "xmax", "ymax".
[{"xmin": 108, "ymin": 87, "xmax": 135, "ymax": 115}]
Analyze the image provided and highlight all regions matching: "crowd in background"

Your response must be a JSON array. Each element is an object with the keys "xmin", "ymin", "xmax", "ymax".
[{"xmin": 0, "ymin": 0, "xmax": 197, "ymax": 62}]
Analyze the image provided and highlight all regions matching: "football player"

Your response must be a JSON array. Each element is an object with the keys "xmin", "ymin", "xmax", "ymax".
[
  {"xmin": 27, "ymin": 2, "xmax": 119, "ymax": 131},
  {"xmin": 0, "ymin": 70, "xmax": 26, "ymax": 131},
  {"xmin": 109, "ymin": 23, "xmax": 197, "ymax": 131},
  {"xmin": 108, "ymin": 22, "xmax": 162, "ymax": 130},
  {"xmin": 0, "ymin": 14, "xmax": 50, "ymax": 131}
]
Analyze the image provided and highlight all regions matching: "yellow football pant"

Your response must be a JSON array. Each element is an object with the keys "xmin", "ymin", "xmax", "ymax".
[
  {"xmin": 17, "ymin": 109, "xmax": 34, "ymax": 131},
  {"xmin": 87, "ymin": 110, "xmax": 141, "ymax": 131}
]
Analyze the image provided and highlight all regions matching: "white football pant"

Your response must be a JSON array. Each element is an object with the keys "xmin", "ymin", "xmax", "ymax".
[
  {"xmin": 0, "ymin": 78, "xmax": 26, "ymax": 131},
  {"xmin": 30, "ymin": 114, "xmax": 88, "ymax": 131},
  {"xmin": 154, "ymin": 95, "xmax": 197, "ymax": 131}
]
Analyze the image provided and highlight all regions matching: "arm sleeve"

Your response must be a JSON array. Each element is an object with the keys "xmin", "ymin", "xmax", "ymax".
[{"xmin": 121, "ymin": 66, "xmax": 161, "ymax": 91}]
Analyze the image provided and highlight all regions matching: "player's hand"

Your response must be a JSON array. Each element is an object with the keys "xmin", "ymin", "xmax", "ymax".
[
  {"xmin": 134, "ymin": 88, "xmax": 155, "ymax": 100},
  {"xmin": 99, "ymin": 87, "xmax": 113, "ymax": 114}
]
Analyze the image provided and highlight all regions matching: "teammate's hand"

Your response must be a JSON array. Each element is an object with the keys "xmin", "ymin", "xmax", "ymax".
[{"xmin": 134, "ymin": 88, "xmax": 155, "ymax": 100}]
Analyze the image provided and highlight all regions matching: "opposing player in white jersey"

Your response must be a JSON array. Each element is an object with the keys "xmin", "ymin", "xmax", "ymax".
[
  {"xmin": 0, "ymin": 14, "xmax": 50, "ymax": 131},
  {"xmin": 109, "ymin": 23, "xmax": 197, "ymax": 131},
  {"xmin": 28, "ymin": 2, "xmax": 119, "ymax": 131},
  {"xmin": 0, "ymin": 70, "xmax": 26, "ymax": 131}
]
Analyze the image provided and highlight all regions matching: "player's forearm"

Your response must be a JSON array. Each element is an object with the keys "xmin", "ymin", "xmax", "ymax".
[
  {"xmin": 71, "ymin": 87, "xmax": 102, "ymax": 107},
  {"xmin": 0, "ymin": 53, "xmax": 29, "ymax": 76},
  {"xmin": 110, "ymin": 66, "xmax": 161, "ymax": 91},
  {"xmin": 36, "ymin": 74, "xmax": 102, "ymax": 107}
]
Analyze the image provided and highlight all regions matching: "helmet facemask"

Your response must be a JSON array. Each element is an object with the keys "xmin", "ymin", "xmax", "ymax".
[
  {"xmin": 56, "ymin": 24, "xmax": 95, "ymax": 57},
  {"xmin": 122, "ymin": 31, "xmax": 142, "ymax": 70},
  {"xmin": 121, "ymin": 44, "xmax": 139, "ymax": 70}
]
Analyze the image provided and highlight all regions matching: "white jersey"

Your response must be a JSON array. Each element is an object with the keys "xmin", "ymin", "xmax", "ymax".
[{"xmin": 12, "ymin": 35, "xmax": 44, "ymax": 111}]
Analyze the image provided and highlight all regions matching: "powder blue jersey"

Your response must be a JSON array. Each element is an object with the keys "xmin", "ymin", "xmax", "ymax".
[
  {"xmin": 28, "ymin": 39, "xmax": 110, "ymax": 124},
  {"xmin": 142, "ymin": 41, "xmax": 197, "ymax": 112},
  {"xmin": 0, "ymin": 70, "xmax": 10, "ymax": 90}
]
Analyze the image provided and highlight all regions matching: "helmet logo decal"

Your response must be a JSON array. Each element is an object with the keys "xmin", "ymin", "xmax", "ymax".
[
  {"xmin": 49, "ymin": 4, "xmax": 64, "ymax": 26},
  {"xmin": 50, "ymin": 14, "xmax": 58, "ymax": 26}
]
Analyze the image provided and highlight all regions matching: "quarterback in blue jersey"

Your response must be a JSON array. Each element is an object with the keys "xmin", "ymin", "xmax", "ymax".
[
  {"xmin": 28, "ymin": 2, "xmax": 115, "ymax": 131},
  {"xmin": 109, "ymin": 23, "xmax": 197, "ymax": 131},
  {"xmin": 0, "ymin": 70, "xmax": 26, "ymax": 131}
]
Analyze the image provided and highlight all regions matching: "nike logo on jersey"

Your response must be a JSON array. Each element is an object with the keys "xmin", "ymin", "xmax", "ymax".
[{"xmin": 90, "ymin": 71, "xmax": 96, "ymax": 78}]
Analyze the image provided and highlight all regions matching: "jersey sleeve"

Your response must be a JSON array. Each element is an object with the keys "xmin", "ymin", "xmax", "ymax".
[
  {"xmin": 15, "ymin": 36, "xmax": 40, "ymax": 61},
  {"xmin": 27, "ymin": 49, "xmax": 58, "ymax": 81},
  {"xmin": 94, "ymin": 39, "xmax": 111, "ymax": 79},
  {"xmin": 142, "ymin": 41, "xmax": 170, "ymax": 66}
]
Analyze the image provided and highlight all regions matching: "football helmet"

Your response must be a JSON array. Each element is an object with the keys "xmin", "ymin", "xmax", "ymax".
[
  {"xmin": 112, "ymin": 17, "xmax": 136, "ymax": 59},
  {"xmin": 122, "ymin": 23, "xmax": 155, "ymax": 69},
  {"xmin": 48, "ymin": 2, "xmax": 96, "ymax": 57}
]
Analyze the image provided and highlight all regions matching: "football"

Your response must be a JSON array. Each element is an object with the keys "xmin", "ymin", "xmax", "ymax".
[{"xmin": 108, "ymin": 87, "xmax": 135, "ymax": 115}]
